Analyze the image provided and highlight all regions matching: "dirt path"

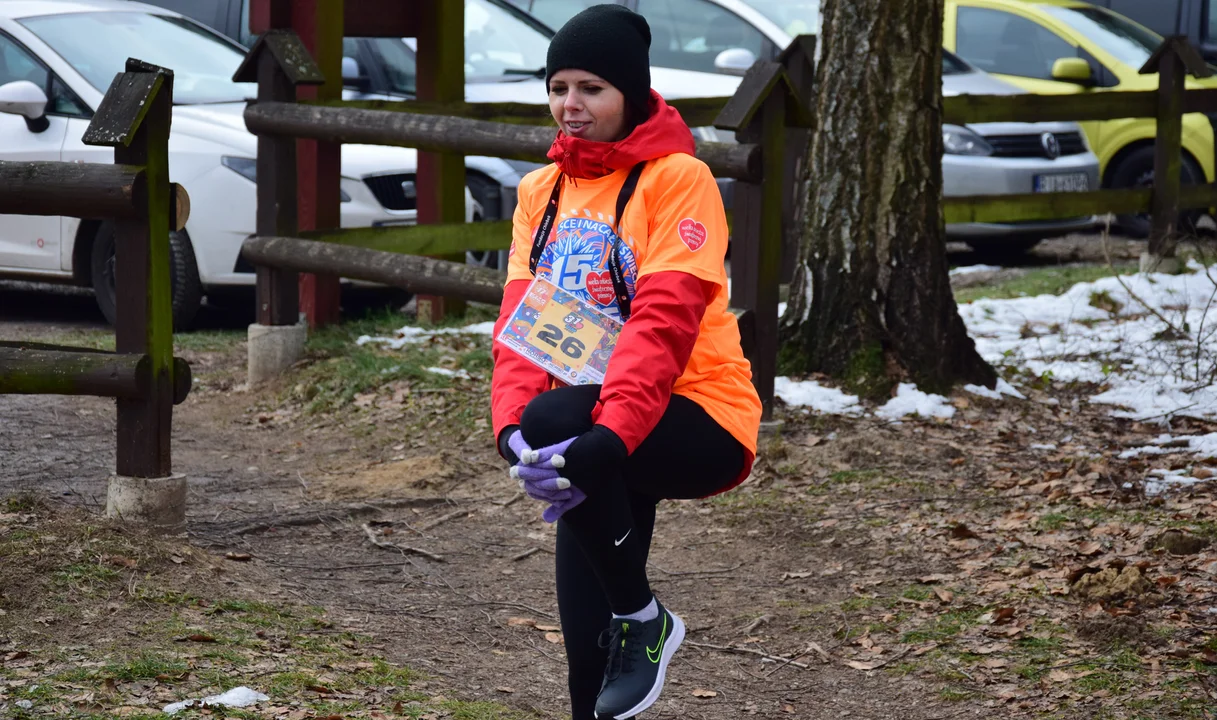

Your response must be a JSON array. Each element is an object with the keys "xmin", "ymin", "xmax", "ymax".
[{"xmin": 4, "ymin": 239, "xmax": 1217, "ymax": 719}]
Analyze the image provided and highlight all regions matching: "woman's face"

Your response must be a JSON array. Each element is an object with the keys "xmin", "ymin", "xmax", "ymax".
[{"xmin": 549, "ymin": 69, "xmax": 628, "ymax": 143}]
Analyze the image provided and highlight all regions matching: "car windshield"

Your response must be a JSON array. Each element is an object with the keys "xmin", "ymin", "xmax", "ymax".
[
  {"xmin": 1039, "ymin": 5, "xmax": 1163, "ymax": 68},
  {"xmin": 745, "ymin": 0, "xmax": 819, "ymax": 37},
  {"xmin": 18, "ymin": 11, "xmax": 253, "ymax": 104},
  {"xmin": 375, "ymin": 0, "xmax": 551, "ymax": 95}
]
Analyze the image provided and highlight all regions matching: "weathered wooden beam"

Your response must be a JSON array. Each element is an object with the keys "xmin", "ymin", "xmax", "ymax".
[
  {"xmin": 0, "ymin": 161, "xmax": 145, "ymax": 219},
  {"xmin": 944, "ymin": 88, "xmax": 1217, "ymax": 125},
  {"xmin": 0, "ymin": 348, "xmax": 146, "ymax": 398},
  {"xmin": 304, "ymin": 96, "xmax": 735, "ymax": 129},
  {"xmin": 303, "ymin": 219, "xmax": 512, "ymax": 255},
  {"xmin": 1149, "ymin": 42, "xmax": 1187, "ymax": 258},
  {"xmin": 0, "ymin": 343, "xmax": 192, "ymax": 404},
  {"xmin": 243, "ymin": 102, "xmax": 761, "ymax": 182},
  {"xmin": 241, "ymin": 235, "xmax": 506, "ymax": 305},
  {"xmin": 113, "ymin": 59, "xmax": 177, "ymax": 480},
  {"xmin": 945, "ymin": 184, "xmax": 1217, "ymax": 224}
]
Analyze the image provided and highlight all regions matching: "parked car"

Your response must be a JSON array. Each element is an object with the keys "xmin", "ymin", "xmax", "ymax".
[
  {"xmin": 511, "ymin": 0, "xmax": 1101, "ymax": 254},
  {"xmin": 1078, "ymin": 0, "xmax": 1217, "ymax": 64},
  {"xmin": 942, "ymin": 51, "xmax": 1100, "ymax": 255},
  {"xmin": 945, "ymin": 0, "xmax": 1217, "ymax": 237},
  {"xmin": 140, "ymin": 0, "xmax": 741, "ymax": 269},
  {"xmin": 0, "ymin": 0, "xmax": 473, "ymax": 329}
]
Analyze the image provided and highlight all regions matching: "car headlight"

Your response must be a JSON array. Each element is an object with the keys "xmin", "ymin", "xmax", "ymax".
[
  {"xmin": 221, "ymin": 156, "xmax": 257, "ymax": 182},
  {"xmin": 943, "ymin": 125, "xmax": 993, "ymax": 156},
  {"xmin": 224, "ymin": 156, "xmax": 352, "ymax": 202}
]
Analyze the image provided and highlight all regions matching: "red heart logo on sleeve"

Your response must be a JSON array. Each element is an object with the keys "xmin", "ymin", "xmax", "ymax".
[
  {"xmin": 678, "ymin": 218, "xmax": 708, "ymax": 252},
  {"xmin": 585, "ymin": 271, "xmax": 616, "ymax": 306}
]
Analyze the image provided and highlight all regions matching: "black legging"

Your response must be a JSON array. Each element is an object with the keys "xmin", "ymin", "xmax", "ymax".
[{"xmin": 518, "ymin": 385, "xmax": 746, "ymax": 720}]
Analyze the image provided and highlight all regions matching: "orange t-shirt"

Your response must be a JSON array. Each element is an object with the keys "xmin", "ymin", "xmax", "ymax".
[{"xmin": 505, "ymin": 154, "xmax": 761, "ymax": 458}]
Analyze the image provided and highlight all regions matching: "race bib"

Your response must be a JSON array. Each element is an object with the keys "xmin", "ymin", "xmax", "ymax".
[{"xmin": 496, "ymin": 276, "xmax": 623, "ymax": 385}]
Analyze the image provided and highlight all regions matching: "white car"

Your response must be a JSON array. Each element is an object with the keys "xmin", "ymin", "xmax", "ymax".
[{"xmin": 0, "ymin": 0, "xmax": 473, "ymax": 329}]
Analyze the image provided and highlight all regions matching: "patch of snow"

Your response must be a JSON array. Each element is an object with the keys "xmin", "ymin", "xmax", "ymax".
[
  {"xmin": 777, "ymin": 302, "xmax": 788, "ymax": 316},
  {"xmin": 963, "ymin": 378, "xmax": 1025, "ymax": 400},
  {"xmin": 876, "ymin": 383, "xmax": 956, "ymax": 421},
  {"xmin": 773, "ymin": 378, "xmax": 864, "ymax": 415},
  {"xmin": 1145, "ymin": 467, "xmax": 1214, "ymax": 496},
  {"xmin": 950, "ymin": 264, "xmax": 1003, "ymax": 277},
  {"xmin": 1120, "ymin": 433, "xmax": 1217, "ymax": 460},
  {"xmin": 164, "ymin": 687, "xmax": 269, "ymax": 715},
  {"xmin": 958, "ymin": 263, "xmax": 1217, "ymax": 422},
  {"xmin": 1030, "ymin": 443, "xmax": 1057, "ymax": 451},
  {"xmin": 358, "ymin": 321, "xmax": 497, "ymax": 350},
  {"xmin": 425, "ymin": 367, "xmax": 471, "ymax": 379}
]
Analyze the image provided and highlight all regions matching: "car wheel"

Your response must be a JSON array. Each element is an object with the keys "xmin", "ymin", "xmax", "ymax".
[
  {"xmin": 91, "ymin": 221, "xmax": 204, "ymax": 332},
  {"xmin": 465, "ymin": 174, "xmax": 503, "ymax": 270},
  {"xmin": 1108, "ymin": 146, "xmax": 1203, "ymax": 239},
  {"xmin": 965, "ymin": 237, "xmax": 1042, "ymax": 260}
]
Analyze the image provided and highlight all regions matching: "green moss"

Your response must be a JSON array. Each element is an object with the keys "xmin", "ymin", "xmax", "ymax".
[
  {"xmin": 843, "ymin": 342, "xmax": 892, "ymax": 400},
  {"xmin": 954, "ymin": 263, "xmax": 1136, "ymax": 304}
]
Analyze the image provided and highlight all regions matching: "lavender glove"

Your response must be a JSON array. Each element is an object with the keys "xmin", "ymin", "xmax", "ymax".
[
  {"xmin": 511, "ymin": 463, "xmax": 574, "ymax": 504},
  {"xmin": 508, "ymin": 430, "xmax": 576, "ymax": 468},
  {"xmin": 541, "ymin": 488, "xmax": 587, "ymax": 523}
]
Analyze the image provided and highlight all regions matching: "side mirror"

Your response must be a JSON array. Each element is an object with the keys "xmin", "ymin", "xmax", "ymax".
[
  {"xmin": 1051, "ymin": 57, "xmax": 1093, "ymax": 85},
  {"xmin": 0, "ymin": 80, "xmax": 50, "ymax": 132},
  {"xmin": 342, "ymin": 56, "xmax": 372, "ymax": 92},
  {"xmin": 713, "ymin": 48, "xmax": 757, "ymax": 76}
]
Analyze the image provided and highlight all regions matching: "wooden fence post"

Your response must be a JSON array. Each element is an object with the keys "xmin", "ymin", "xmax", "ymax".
[
  {"xmin": 414, "ymin": 0, "xmax": 468, "ymax": 324},
  {"xmin": 778, "ymin": 36, "xmax": 816, "ymax": 284},
  {"xmin": 1138, "ymin": 36, "xmax": 1211, "ymax": 272},
  {"xmin": 715, "ymin": 63, "xmax": 809, "ymax": 423},
  {"xmin": 80, "ymin": 59, "xmax": 188, "ymax": 531},
  {"xmin": 234, "ymin": 30, "xmax": 325, "ymax": 384}
]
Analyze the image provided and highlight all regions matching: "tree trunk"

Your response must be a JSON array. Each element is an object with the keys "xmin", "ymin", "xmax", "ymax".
[{"xmin": 778, "ymin": 0, "xmax": 995, "ymax": 398}]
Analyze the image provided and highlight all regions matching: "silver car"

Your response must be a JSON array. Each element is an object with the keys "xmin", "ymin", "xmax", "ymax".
[{"xmin": 942, "ymin": 51, "xmax": 1099, "ymax": 255}]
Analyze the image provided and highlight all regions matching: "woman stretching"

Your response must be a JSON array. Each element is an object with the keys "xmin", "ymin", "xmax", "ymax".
[{"xmin": 490, "ymin": 5, "xmax": 761, "ymax": 718}]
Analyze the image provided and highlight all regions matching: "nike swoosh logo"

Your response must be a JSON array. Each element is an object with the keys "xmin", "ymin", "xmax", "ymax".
[
  {"xmin": 614, "ymin": 529, "xmax": 631, "ymax": 547},
  {"xmin": 647, "ymin": 612, "xmax": 668, "ymax": 663}
]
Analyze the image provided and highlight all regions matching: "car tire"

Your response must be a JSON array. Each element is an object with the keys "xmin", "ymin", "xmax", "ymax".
[
  {"xmin": 465, "ymin": 174, "xmax": 502, "ymax": 270},
  {"xmin": 91, "ymin": 221, "xmax": 204, "ymax": 332},
  {"xmin": 1108, "ymin": 146, "xmax": 1203, "ymax": 239},
  {"xmin": 965, "ymin": 237, "xmax": 1042, "ymax": 260}
]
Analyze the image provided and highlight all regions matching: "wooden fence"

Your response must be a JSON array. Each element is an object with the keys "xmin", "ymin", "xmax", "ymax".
[
  {"xmin": 236, "ymin": 31, "xmax": 1213, "ymax": 419},
  {"xmin": 236, "ymin": 30, "xmax": 808, "ymax": 420},
  {"xmin": 0, "ymin": 59, "xmax": 193, "ymax": 529}
]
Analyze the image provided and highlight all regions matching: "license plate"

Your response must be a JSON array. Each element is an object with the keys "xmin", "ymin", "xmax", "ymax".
[{"xmin": 1034, "ymin": 173, "xmax": 1089, "ymax": 193}]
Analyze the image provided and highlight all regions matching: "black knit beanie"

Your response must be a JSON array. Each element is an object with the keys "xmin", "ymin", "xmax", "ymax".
[{"xmin": 545, "ymin": 4, "xmax": 652, "ymax": 121}]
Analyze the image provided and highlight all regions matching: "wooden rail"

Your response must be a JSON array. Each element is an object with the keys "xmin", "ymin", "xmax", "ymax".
[{"xmin": 243, "ymin": 101, "xmax": 761, "ymax": 182}]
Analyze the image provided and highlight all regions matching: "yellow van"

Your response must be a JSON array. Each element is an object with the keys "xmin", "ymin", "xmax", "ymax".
[{"xmin": 944, "ymin": 0, "xmax": 1217, "ymax": 236}]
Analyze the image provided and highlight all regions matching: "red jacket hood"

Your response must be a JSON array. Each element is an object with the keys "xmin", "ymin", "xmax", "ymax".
[{"xmin": 548, "ymin": 90, "xmax": 696, "ymax": 180}]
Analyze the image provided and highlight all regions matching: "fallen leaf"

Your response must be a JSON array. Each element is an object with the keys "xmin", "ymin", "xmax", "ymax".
[
  {"xmin": 783, "ymin": 704, "xmax": 796, "ymax": 714},
  {"xmin": 306, "ymin": 685, "xmax": 333, "ymax": 694},
  {"xmin": 1078, "ymin": 541, "xmax": 1102, "ymax": 556},
  {"xmin": 507, "ymin": 617, "xmax": 536, "ymax": 628},
  {"xmin": 803, "ymin": 435, "xmax": 823, "ymax": 447},
  {"xmin": 992, "ymin": 607, "xmax": 1016, "ymax": 625},
  {"xmin": 224, "ymin": 552, "xmax": 252, "ymax": 562},
  {"xmin": 544, "ymin": 632, "xmax": 564, "ymax": 644},
  {"xmin": 782, "ymin": 571, "xmax": 813, "ymax": 581},
  {"xmin": 170, "ymin": 555, "xmax": 185, "ymax": 565},
  {"xmin": 495, "ymin": 686, "xmax": 515, "ymax": 693},
  {"xmin": 918, "ymin": 574, "xmax": 954, "ymax": 584},
  {"xmin": 934, "ymin": 588, "xmax": 954, "ymax": 604},
  {"xmin": 911, "ymin": 643, "xmax": 939, "ymax": 657},
  {"xmin": 691, "ymin": 689, "xmax": 718, "ymax": 698},
  {"xmin": 1049, "ymin": 669, "xmax": 1074, "ymax": 683},
  {"xmin": 175, "ymin": 634, "xmax": 216, "ymax": 643},
  {"xmin": 104, "ymin": 555, "xmax": 138, "ymax": 569},
  {"xmin": 534, "ymin": 624, "xmax": 561, "ymax": 632}
]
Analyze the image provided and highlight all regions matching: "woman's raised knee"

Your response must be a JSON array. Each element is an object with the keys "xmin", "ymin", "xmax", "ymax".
[{"xmin": 519, "ymin": 386, "xmax": 601, "ymax": 447}]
